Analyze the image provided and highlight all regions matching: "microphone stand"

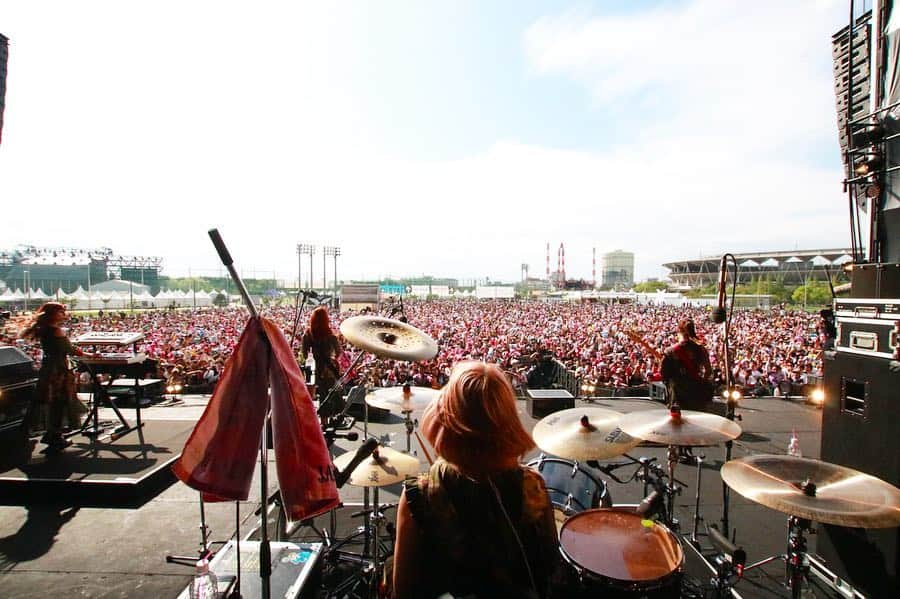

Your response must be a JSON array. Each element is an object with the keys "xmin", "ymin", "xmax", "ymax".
[
  {"xmin": 719, "ymin": 254, "xmax": 738, "ymax": 538},
  {"xmin": 208, "ymin": 229, "xmax": 270, "ymax": 599}
]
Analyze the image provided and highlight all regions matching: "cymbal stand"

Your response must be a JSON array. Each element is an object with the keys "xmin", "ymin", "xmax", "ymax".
[
  {"xmin": 401, "ymin": 409, "xmax": 416, "ymax": 454},
  {"xmin": 737, "ymin": 515, "xmax": 811, "ymax": 599},
  {"xmin": 325, "ymin": 485, "xmax": 396, "ymax": 598},
  {"xmin": 690, "ymin": 452, "xmax": 705, "ymax": 545},
  {"xmin": 663, "ymin": 444, "xmax": 683, "ymax": 530}
]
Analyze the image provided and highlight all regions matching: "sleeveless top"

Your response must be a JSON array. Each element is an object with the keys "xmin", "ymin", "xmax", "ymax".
[
  {"xmin": 661, "ymin": 340, "xmax": 712, "ymax": 410},
  {"xmin": 39, "ymin": 333, "xmax": 77, "ymax": 374},
  {"xmin": 403, "ymin": 459, "xmax": 559, "ymax": 598}
]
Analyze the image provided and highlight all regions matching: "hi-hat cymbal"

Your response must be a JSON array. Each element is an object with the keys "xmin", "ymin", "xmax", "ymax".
[
  {"xmin": 616, "ymin": 409, "xmax": 742, "ymax": 446},
  {"xmin": 721, "ymin": 454, "xmax": 900, "ymax": 528},
  {"xmin": 532, "ymin": 407, "xmax": 640, "ymax": 461},
  {"xmin": 332, "ymin": 445, "xmax": 421, "ymax": 487},
  {"xmin": 340, "ymin": 316, "xmax": 438, "ymax": 361},
  {"xmin": 366, "ymin": 386, "xmax": 440, "ymax": 412}
]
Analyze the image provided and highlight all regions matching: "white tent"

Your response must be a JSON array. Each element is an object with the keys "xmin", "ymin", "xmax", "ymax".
[
  {"xmin": 760, "ymin": 258, "xmax": 780, "ymax": 268},
  {"xmin": 809, "ymin": 255, "xmax": 832, "ymax": 266}
]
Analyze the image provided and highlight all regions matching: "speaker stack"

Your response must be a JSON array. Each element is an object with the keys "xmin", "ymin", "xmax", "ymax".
[{"xmin": 818, "ymin": 286, "xmax": 900, "ymax": 596}]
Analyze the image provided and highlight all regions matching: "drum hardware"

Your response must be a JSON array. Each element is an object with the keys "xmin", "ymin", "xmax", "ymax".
[
  {"xmin": 365, "ymin": 385, "xmax": 439, "ymax": 454},
  {"xmin": 699, "ymin": 523, "xmax": 747, "ymax": 598},
  {"xmin": 720, "ymin": 454, "xmax": 900, "ymax": 598},
  {"xmin": 280, "ymin": 315, "xmax": 434, "ymax": 595},
  {"xmin": 327, "ymin": 445, "xmax": 419, "ymax": 598},
  {"xmin": 618, "ymin": 407, "xmax": 742, "ymax": 531}
]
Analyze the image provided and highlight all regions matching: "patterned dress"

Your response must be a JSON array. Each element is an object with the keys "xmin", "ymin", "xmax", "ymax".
[{"xmin": 35, "ymin": 333, "xmax": 84, "ymax": 436}]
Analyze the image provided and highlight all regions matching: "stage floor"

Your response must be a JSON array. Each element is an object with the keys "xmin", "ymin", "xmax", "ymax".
[{"xmin": 0, "ymin": 393, "xmax": 873, "ymax": 598}]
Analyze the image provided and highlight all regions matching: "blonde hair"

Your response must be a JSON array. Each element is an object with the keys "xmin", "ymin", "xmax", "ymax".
[{"xmin": 421, "ymin": 361, "xmax": 534, "ymax": 474}]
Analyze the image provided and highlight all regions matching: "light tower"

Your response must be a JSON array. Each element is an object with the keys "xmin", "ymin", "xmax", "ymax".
[
  {"xmin": 297, "ymin": 243, "xmax": 315, "ymax": 289},
  {"xmin": 324, "ymin": 246, "xmax": 341, "ymax": 294}
]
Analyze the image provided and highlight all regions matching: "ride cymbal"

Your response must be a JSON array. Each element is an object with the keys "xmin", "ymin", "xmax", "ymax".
[
  {"xmin": 616, "ymin": 409, "xmax": 742, "ymax": 447},
  {"xmin": 721, "ymin": 454, "xmax": 900, "ymax": 528},
  {"xmin": 532, "ymin": 407, "xmax": 640, "ymax": 461},
  {"xmin": 340, "ymin": 316, "xmax": 438, "ymax": 361},
  {"xmin": 332, "ymin": 445, "xmax": 421, "ymax": 487},
  {"xmin": 366, "ymin": 386, "xmax": 440, "ymax": 413}
]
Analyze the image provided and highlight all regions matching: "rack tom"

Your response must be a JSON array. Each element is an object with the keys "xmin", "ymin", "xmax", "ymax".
[{"xmin": 526, "ymin": 457, "xmax": 612, "ymax": 532}]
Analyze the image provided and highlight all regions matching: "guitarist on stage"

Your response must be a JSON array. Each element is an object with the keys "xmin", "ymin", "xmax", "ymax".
[
  {"xmin": 626, "ymin": 318, "xmax": 714, "ymax": 412},
  {"xmin": 660, "ymin": 318, "xmax": 714, "ymax": 413}
]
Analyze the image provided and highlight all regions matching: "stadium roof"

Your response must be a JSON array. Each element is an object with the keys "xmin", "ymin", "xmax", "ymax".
[{"xmin": 663, "ymin": 248, "xmax": 854, "ymax": 287}]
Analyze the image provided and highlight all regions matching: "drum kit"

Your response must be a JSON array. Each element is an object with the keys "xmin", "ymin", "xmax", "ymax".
[
  {"xmin": 314, "ymin": 314, "xmax": 900, "ymax": 598},
  {"xmin": 301, "ymin": 315, "xmax": 440, "ymax": 598},
  {"xmin": 529, "ymin": 404, "xmax": 900, "ymax": 598}
]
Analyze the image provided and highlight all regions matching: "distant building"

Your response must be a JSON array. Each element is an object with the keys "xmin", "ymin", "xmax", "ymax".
[
  {"xmin": 663, "ymin": 248, "xmax": 854, "ymax": 288},
  {"xmin": 601, "ymin": 250, "xmax": 634, "ymax": 287}
]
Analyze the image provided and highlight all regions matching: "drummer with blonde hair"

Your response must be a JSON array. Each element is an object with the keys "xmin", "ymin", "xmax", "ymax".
[{"xmin": 392, "ymin": 361, "xmax": 558, "ymax": 598}]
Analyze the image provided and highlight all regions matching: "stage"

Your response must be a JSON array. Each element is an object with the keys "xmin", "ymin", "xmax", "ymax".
[{"xmin": 0, "ymin": 392, "xmax": 874, "ymax": 598}]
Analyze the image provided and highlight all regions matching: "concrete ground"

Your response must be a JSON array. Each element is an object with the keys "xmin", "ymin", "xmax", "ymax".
[{"xmin": 0, "ymin": 392, "xmax": 860, "ymax": 598}]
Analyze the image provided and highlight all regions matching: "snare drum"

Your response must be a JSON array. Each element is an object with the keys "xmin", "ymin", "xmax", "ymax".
[
  {"xmin": 526, "ymin": 456, "xmax": 612, "ymax": 531},
  {"xmin": 559, "ymin": 508, "xmax": 684, "ymax": 597}
]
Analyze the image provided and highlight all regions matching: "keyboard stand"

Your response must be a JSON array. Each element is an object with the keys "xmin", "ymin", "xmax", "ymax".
[{"xmin": 70, "ymin": 362, "xmax": 144, "ymax": 442}]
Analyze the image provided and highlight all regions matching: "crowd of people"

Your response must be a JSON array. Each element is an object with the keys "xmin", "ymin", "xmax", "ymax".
[{"xmin": 1, "ymin": 299, "xmax": 827, "ymax": 397}]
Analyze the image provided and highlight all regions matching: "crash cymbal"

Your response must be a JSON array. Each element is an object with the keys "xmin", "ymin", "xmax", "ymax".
[
  {"xmin": 332, "ymin": 445, "xmax": 421, "ymax": 487},
  {"xmin": 721, "ymin": 454, "xmax": 900, "ymax": 528},
  {"xmin": 340, "ymin": 316, "xmax": 438, "ymax": 361},
  {"xmin": 532, "ymin": 407, "xmax": 640, "ymax": 461},
  {"xmin": 616, "ymin": 408, "xmax": 742, "ymax": 447},
  {"xmin": 366, "ymin": 386, "xmax": 440, "ymax": 412}
]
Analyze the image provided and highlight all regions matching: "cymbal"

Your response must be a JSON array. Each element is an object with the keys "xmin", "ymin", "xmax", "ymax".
[
  {"xmin": 721, "ymin": 454, "xmax": 900, "ymax": 528},
  {"xmin": 332, "ymin": 445, "xmax": 421, "ymax": 487},
  {"xmin": 616, "ymin": 409, "xmax": 742, "ymax": 446},
  {"xmin": 340, "ymin": 316, "xmax": 438, "ymax": 361},
  {"xmin": 532, "ymin": 407, "xmax": 640, "ymax": 461},
  {"xmin": 366, "ymin": 386, "xmax": 440, "ymax": 412}
]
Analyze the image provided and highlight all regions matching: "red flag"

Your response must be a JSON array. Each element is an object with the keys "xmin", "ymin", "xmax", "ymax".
[{"xmin": 173, "ymin": 317, "xmax": 339, "ymax": 521}]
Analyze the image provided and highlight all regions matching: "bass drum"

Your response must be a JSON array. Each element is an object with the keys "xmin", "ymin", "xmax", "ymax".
[
  {"xmin": 526, "ymin": 456, "xmax": 612, "ymax": 532},
  {"xmin": 558, "ymin": 508, "xmax": 684, "ymax": 598}
]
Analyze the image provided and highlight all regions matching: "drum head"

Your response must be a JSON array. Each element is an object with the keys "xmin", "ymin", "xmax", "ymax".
[{"xmin": 559, "ymin": 509, "xmax": 683, "ymax": 583}]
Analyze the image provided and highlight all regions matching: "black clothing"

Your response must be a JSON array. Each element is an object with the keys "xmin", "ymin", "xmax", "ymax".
[{"xmin": 661, "ymin": 339, "xmax": 713, "ymax": 411}]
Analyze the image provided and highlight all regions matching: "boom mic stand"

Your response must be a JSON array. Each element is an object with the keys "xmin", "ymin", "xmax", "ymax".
[
  {"xmin": 208, "ymin": 228, "xmax": 269, "ymax": 599},
  {"xmin": 718, "ymin": 254, "xmax": 739, "ymax": 539}
]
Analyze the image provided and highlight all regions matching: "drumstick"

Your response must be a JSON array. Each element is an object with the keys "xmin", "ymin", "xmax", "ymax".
[{"xmin": 414, "ymin": 430, "xmax": 434, "ymax": 466}]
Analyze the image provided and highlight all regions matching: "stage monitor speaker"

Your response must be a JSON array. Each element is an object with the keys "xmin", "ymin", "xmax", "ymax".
[
  {"xmin": 817, "ymin": 350, "xmax": 899, "ymax": 596},
  {"xmin": 525, "ymin": 388, "xmax": 574, "ymax": 419},
  {"xmin": 850, "ymin": 262, "xmax": 900, "ymax": 298},
  {"xmin": 0, "ymin": 346, "xmax": 36, "ymax": 382}
]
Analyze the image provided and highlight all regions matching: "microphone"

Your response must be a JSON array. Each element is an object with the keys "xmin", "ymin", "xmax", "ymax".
[
  {"xmin": 334, "ymin": 438, "xmax": 379, "ymax": 488},
  {"xmin": 635, "ymin": 489, "xmax": 663, "ymax": 517},
  {"xmin": 708, "ymin": 524, "xmax": 747, "ymax": 569},
  {"xmin": 711, "ymin": 255, "xmax": 728, "ymax": 324},
  {"xmin": 301, "ymin": 289, "xmax": 319, "ymax": 299}
]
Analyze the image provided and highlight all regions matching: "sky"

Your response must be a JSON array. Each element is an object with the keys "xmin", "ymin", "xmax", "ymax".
[{"xmin": 1, "ymin": 0, "xmax": 858, "ymax": 285}]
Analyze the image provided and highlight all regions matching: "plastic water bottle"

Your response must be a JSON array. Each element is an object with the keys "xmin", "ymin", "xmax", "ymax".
[
  {"xmin": 787, "ymin": 429, "xmax": 802, "ymax": 458},
  {"xmin": 190, "ymin": 558, "xmax": 218, "ymax": 599},
  {"xmin": 306, "ymin": 353, "xmax": 316, "ymax": 385}
]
